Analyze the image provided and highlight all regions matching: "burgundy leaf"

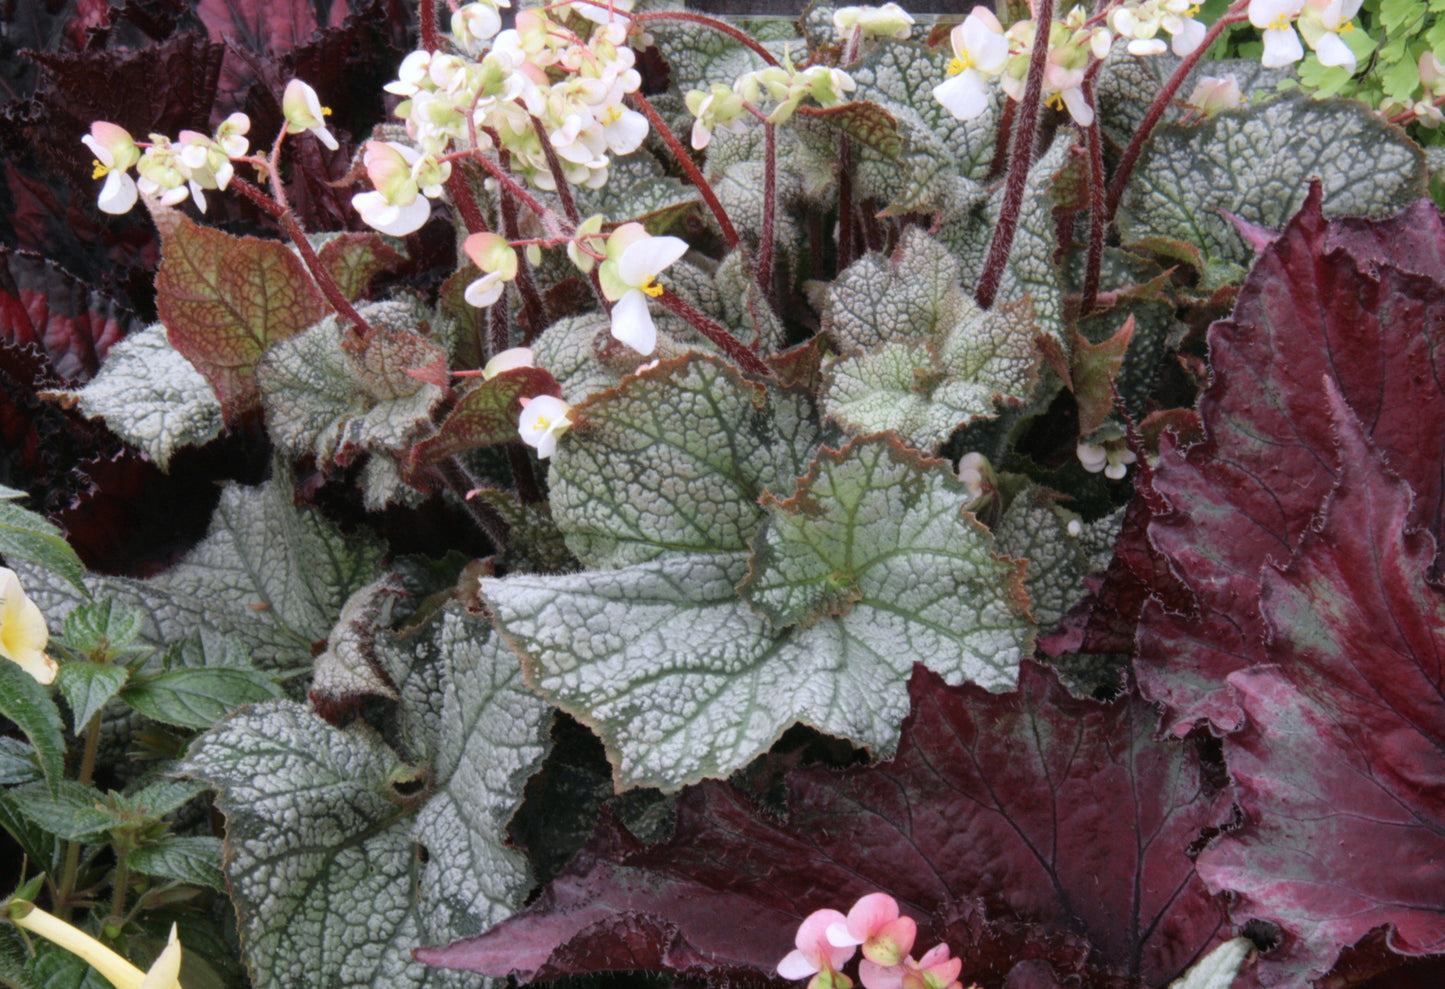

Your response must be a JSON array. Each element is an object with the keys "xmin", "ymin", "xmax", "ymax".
[
  {"xmin": 0, "ymin": 248, "xmax": 138, "ymax": 382},
  {"xmin": 419, "ymin": 664, "xmax": 1235, "ymax": 988},
  {"xmin": 1136, "ymin": 186, "xmax": 1445, "ymax": 734},
  {"xmin": 197, "ymin": 0, "xmax": 326, "ymax": 97},
  {"xmin": 1196, "ymin": 392, "xmax": 1445, "ymax": 983}
]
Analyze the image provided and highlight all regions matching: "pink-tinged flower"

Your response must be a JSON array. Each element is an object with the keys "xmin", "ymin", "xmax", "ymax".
[
  {"xmin": 1188, "ymin": 74, "xmax": 1243, "ymax": 115},
  {"xmin": 282, "ymin": 79, "xmax": 339, "ymax": 150},
  {"xmin": 932, "ymin": 7, "xmax": 1008, "ymax": 121},
  {"xmin": 462, "ymin": 232, "xmax": 519, "ymax": 309},
  {"xmin": 826, "ymin": 893, "xmax": 916, "ymax": 968},
  {"xmin": 860, "ymin": 944, "xmax": 963, "ymax": 989},
  {"xmin": 352, "ymin": 141, "xmax": 431, "ymax": 236},
  {"xmin": 597, "ymin": 222, "xmax": 689, "ymax": 356},
  {"xmin": 483, "ymin": 347, "xmax": 534, "ymax": 379},
  {"xmin": 518, "ymin": 395, "xmax": 573, "ymax": 459},
  {"xmin": 779, "ymin": 909, "xmax": 857, "ymax": 989},
  {"xmin": 81, "ymin": 121, "xmax": 140, "ymax": 215},
  {"xmin": 1248, "ymin": 0, "xmax": 1306, "ymax": 67}
]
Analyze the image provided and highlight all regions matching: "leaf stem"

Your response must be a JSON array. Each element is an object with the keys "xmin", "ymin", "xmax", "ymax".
[
  {"xmin": 632, "ymin": 11, "xmax": 781, "ymax": 66},
  {"xmin": 529, "ymin": 114, "xmax": 581, "ymax": 227},
  {"xmin": 837, "ymin": 136, "xmax": 855, "ymax": 271},
  {"xmin": 1103, "ymin": 2, "xmax": 1250, "ymax": 221},
  {"xmin": 420, "ymin": 0, "xmax": 439, "ymax": 52},
  {"xmin": 628, "ymin": 91, "xmax": 740, "ymax": 249},
  {"xmin": 437, "ymin": 457, "xmax": 510, "ymax": 551},
  {"xmin": 975, "ymin": 0, "xmax": 1052, "ymax": 310},
  {"xmin": 55, "ymin": 711, "xmax": 103, "ymax": 920},
  {"xmin": 655, "ymin": 289, "xmax": 771, "ymax": 376}
]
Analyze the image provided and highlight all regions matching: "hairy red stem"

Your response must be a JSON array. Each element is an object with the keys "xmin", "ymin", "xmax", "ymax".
[
  {"xmin": 656, "ymin": 289, "xmax": 772, "ymax": 376},
  {"xmin": 633, "ymin": 11, "xmax": 781, "ymax": 66},
  {"xmin": 757, "ymin": 121, "xmax": 777, "ymax": 303},
  {"xmin": 629, "ymin": 91, "xmax": 741, "ymax": 249},
  {"xmin": 975, "ymin": 0, "xmax": 1052, "ymax": 311}
]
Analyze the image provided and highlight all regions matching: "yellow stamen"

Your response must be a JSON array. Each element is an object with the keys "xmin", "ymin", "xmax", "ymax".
[
  {"xmin": 1268, "ymin": 15, "xmax": 1290, "ymax": 29},
  {"xmin": 92, "ymin": 160, "xmax": 111, "ymax": 179},
  {"xmin": 641, "ymin": 277, "xmax": 663, "ymax": 298},
  {"xmin": 322, "ymin": 106, "xmax": 333, "ymax": 116},
  {"xmin": 1046, "ymin": 93, "xmax": 1065, "ymax": 110},
  {"xmin": 601, "ymin": 106, "xmax": 622, "ymax": 125},
  {"xmin": 533, "ymin": 415, "xmax": 551, "ymax": 431},
  {"xmin": 1340, "ymin": 20, "xmax": 1354, "ymax": 31},
  {"xmin": 947, "ymin": 57, "xmax": 967, "ymax": 76}
]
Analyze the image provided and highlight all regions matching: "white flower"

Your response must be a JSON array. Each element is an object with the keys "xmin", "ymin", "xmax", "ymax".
[
  {"xmin": 834, "ymin": 3, "xmax": 915, "ymax": 42},
  {"xmin": 1078, "ymin": 441, "xmax": 1137, "ymax": 479},
  {"xmin": 282, "ymin": 79, "xmax": 339, "ymax": 150},
  {"xmin": 463, "ymin": 232, "xmax": 518, "ymax": 309},
  {"xmin": 9, "ymin": 904, "xmax": 181, "ymax": 989},
  {"xmin": 81, "ymin": 122, "xmax": 140, "ymax": 215},
  {"xmin": 1249, "ymin": 0, "xmax": 1307, "ymax": 67},
  {"xmin": 483, "ymin": 347, "xmax": 534, "ymax": 379},
  {"xmin": 932, "ymin": 7, "xmax": 1008, "ymax": 121},
  {"xmin": 351, "ymin": 141, "xmax": 430, "ymax": 236},
  {"xmin": 1298, "ymin": 0, "xmax": 1363, "ymax": 72},
  {"xmin": 518, "ymin": 395, "xmax": 573, "ymax": 458},
  {"xmin": 597, "ymin": 223, "xmax": 689, "ymax": 355}
]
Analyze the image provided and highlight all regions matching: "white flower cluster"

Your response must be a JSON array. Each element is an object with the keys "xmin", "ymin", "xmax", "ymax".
[
  {"xmin": 81, "ymin": 112, "xmax": 251, "ymax": 215},
  {"xmin": 684, "ymin": 53, "xmax": 858, "ymax": 150}
]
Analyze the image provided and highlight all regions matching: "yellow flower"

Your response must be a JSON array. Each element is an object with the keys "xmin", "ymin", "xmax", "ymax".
[
  {"xmin": 10, "ymin": 904, "xmax": 183, "ymax": 989},
  {"xmin": 0, "ymin": 567, "xmax": 55, "ymax": 685}
]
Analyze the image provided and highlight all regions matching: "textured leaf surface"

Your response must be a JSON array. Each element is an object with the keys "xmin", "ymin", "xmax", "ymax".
[
  {"xmin": 1095, "ymin": 53, "xmax": 1288, "ymax": 151},
  {"xmin": 487, "ymin": 434, "xmax": 1030, "ymax": 790},
  {"xmin": 421, "ymin": 665, "xmax": 1233, "ymax": 989},
  {"xmin": 1116, "ymin": 94, "xmax": 1427, "ymax": 286},
  {"xmin": 156, "ymin": 216, "xmax": 328, "ymax": 421},
  {"xmin": 1195, "ymin": 403, "xmax": 1445, "ymax": 983},
  {"xmin": 68, "ymin": 323, "xmax": 224, "ymax": 470},
  {"xmin": 1135, "ymin": 188, "xmax": 1445, "ymax": 734},
  {"xmin": 318, "ymin": 232, "xmax": 404, "ymax": 302},
  {"xmin": 547, "ymin": 355, "xmax": 824, "ymax": 568},
  {"xmin": 259, "ymin": 315, "xmax": 445, "ymax": 469},
  {"xmin": 0, "ymin": 487, "xmax": 87, "ymax": 592},
  {"xmin": 183, "ymin": 601, "xmax": 544, "ymax": 987},
  {"xmin": 0, "ymin": 662, "xmax": 65, "ymax": 790},
  {"xmin": 408, "ymin": 367, "xmax": 561, "ymax": 471},
  {"xmin": 20, "ymin": 471, "xmax": 384, "ymax": 672},
  {"xmin": 127, "ymin": 835, "xmax": 226, "ymax": 892},
  {"xmin": 120, "ymin": 667, "xmax": 283, "ymax": 729},
  {"xmin": 55, "ymin": 662, "xmax": 130, "ymax": 732},
  {"xmin": 993, "ymin": 489, "xmax": 1121, "ymax": 631},
  {"xmin": 821, "ymin": 228, "xmax": 967, "ymax": 353}
]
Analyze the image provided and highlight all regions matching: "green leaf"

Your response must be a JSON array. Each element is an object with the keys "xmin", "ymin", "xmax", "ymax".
[
  {"xmin": 484, "ymin": 436, "xmax": 1033, "ymax": 791},
  {"xmin": 183, "ymin": 604, "xmax": 547, "ymax": 988},
  {"xmin": 127, "ymin": 835, "xmax": 225, "ymax": 892},
  {"xmin": 18, "ymin": 470, "xmax": 384, "ymax": 674},
  {"xmin": 64, "ymin": 323, "xmax": 224, "ymax": 472},
  {"xmin": 529, "ymin": 313, "xmax": 627, "ymax": 404},
  {"xmin": 649, "ymin": 19, "xmax": 794, "ymax": 95},
  {"xmin": 819, "ymin": 231, "xmax": 1043, "ymax": 450},
  {"xmin": 10, "ymin": 779, "xmax": 118, "ymax": 840},
  {"xmin": 0, "ymin": 924, "xmax": 46, "ymax": 989},
  {"xmin": 940, "ymin": 131, "xmax": 1073, "ymax": 327},
  {"xmin": 407, "ymin": 367, "xmax": 561, "ymax": 472},
  {"xmin": 0, "ymin": 736, "xmax": 41, "ymax": 785},
  {"xmin": 121, "ymin": 668, "xmax": 283, "ymax": 730},
  {"xmin": 61, "ymin": 599, "xmax": 146, "ymax": 657},
  {"xmin": 54, "ymin": 663, "xmax": 130, "ymax": 734},
  {"xmin": 317, "ymin": 233, "xmax": 404, "ymax": 302},
  {"xmin": 156, "ymin": 215, "xmax": 328, "ymax": 421},
  {"xmin": 0, "ymin": 491, "xmax": 86, "ymax": 595},
  {"xmin": 0, "ymin": 661, "xmax": 65, "ymax": 791},
  {"xmin": 0, "ymin": 787, "xmax": 60, "ymax": 870},
  {"xmin": 258, "ymin": 310, "xmax": 446, "ymax": 472},
  {"xmin": 117, "ymin": 777, "xmax": 210, "ymax": 818},
  {"xmin": 1116, "ymin": 93, "xmax": 1428, "ymax": 285},
  {"xmin": 844, "ymin": 41, "xmax": 1002, "ymax": 214},
  {"xmin": 575, "ymin": 152, "xmax": 700, "ymax": 232},
  {"xmin": 992, "ymin": 487, "xmax": 1122, "ymax": 630},
  {"xmin": 547, "ymin": 355, "xmax": 828, "ymax": 568}
]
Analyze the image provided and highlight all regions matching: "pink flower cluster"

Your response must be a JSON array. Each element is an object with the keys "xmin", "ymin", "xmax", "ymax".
[{"xmin": 777, "ymin": 894, "xmax": 967, "ymax": 989}]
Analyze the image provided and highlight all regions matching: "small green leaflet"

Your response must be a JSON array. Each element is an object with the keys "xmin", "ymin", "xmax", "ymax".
[
  {"xmin": 120, "ymin": 667, "xmax": 283, "ymax": 730},
  {"xmin": 0, "ymin": 486, "xmax": 86, "ymax": 594},
  {"xmin": 64, "ymin": 323, "xmax": 224, "ymax": 472},
  {"xmin": 0, "ymin": 660, "xmax": 65, "ymax": 792},
  {"xmin": 127, "ymin": 835, "xmax": 226, "ymax": 892},
  {"xmin": 1116, "ymin": 93, "xmax": 1427, "ymax": 288},
  {"xmin": 55, "ymin": 662, "xmax": 130, "ymax": 732}
]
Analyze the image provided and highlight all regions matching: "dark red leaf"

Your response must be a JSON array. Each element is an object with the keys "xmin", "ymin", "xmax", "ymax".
[
  {"xmin": 1195, "ymin": 392, "xmax": 1445, "ymax": 984},
  {"xmin": 197, "ymin": 0, "xmax": 322, "ymax": 97},
  {"xmin": 407, "ymin": 367, "xmax": 561, "ymax": 477},
  {"xmin": 419, "ymin": 664, "xmax": 1235, "ymax": 988},
  {"xmin": 1136, "ymin": 186, "xmax": 1445, "ymax": 734},
  {"xmin": 0, "ymin": 248, "xmax": 138, "ymax": 382}
]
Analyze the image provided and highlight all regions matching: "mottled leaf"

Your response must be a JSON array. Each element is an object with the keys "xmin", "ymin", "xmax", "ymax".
[
  {"xmin": 156, "ymin": 216, "xmax": 328, "ymax": 421},
  {"xmin": 822, "ymin": 227, "xmax": 967, "ymax": 353},
  {"xmin": 309, "ymin": 575, "xmax": 405, "ymax": 716},
  {"xmin": 1195, "ymin": 399, "xmax": 1445, "ymax": 983},
  {"xmin": 546, "ymin": 355, "xmax": 825, "ymax": 568},
  {"xmin": 1095, "ymin": 53, "xmax": 1288, "ymax": 151},
  {"xmin": 1135, "ymin": 188, "xmax": 1445, "ymax": 734},
  {"xmin": 993, "ymin": 488, "xmax": 1122, "ymax": 632},
  {"xmin": 66, "ymin": 323, "xmax": 224, "ymax": 471},
  {"xmin": 487, "ymin": 435, "xmax": 1031, "ymax": 790},
  {"xmin": 420, "ymin": 664, "xmax": 1233, "ymax": 989},
  {"xmin": 317, "ymin": 232, "xmax": 404, "ymax": 302},
  {"xmin": 1116, "ymin": 94, "xmax": 1427, "ymax": 288},
  {"xmin": 19, "ymin": 470, "xmax": 384, "ymax": 673},
  {"xmin": 408, "ymin": 367, "xmax": 561, "ymax": 472}
]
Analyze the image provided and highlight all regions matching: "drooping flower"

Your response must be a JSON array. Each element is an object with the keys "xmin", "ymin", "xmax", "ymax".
[
  {"xmin": 462, "ymin": 232, "xmax": 519, "ymax": 309},
  {"xmin": 597, "ymin": 222, "xmax": 689, "ymax": 355},
  {"xmin": 0, "ymin": 567, "xmax": 55, "ymax": 685},
  {"xmin": 778, "ymin": 909, "xmax": 856, "ymax": 989},
  {"xmin": 1078, "ymin": 440, "xmax": 1137, "ymax": 479},
  {"xmin": 352, "ymin": 141, "xmax": 432, "ymax": 236},
  {"xmin": 826, "ymin": 893, "xmax": 917, "ymax": 968},
  {"xmin": 7, "ymin": 902, "xmax": 183, "ymax": 989},
  {"xmin": 685, "ymin": 84, "xmax": 747, "ymax": 150},
  {"xmin": 82, "ymin": 122, "xmax": 140, "ymax": 215},
  {"xmin": 518, "ymin": 395, "xmax": 573, "ymax": 458},
  {"xmin": 282, "ymin": 79, "xmax": 339, "ymax": 150},
  {"xmin": 1187, "ymin": 74, "xmax": 1243, "ymax": 115},
  {"xmin": 834, "ymin": 3, "xmax": 916, "ymax": 42},
  {"xmin": 482, "ymin": 347, "xmax": 534, "ymax": 379},
  {"xmin": 932, "ymin": 8, "xmax": 1009, "ymax": 121}
]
